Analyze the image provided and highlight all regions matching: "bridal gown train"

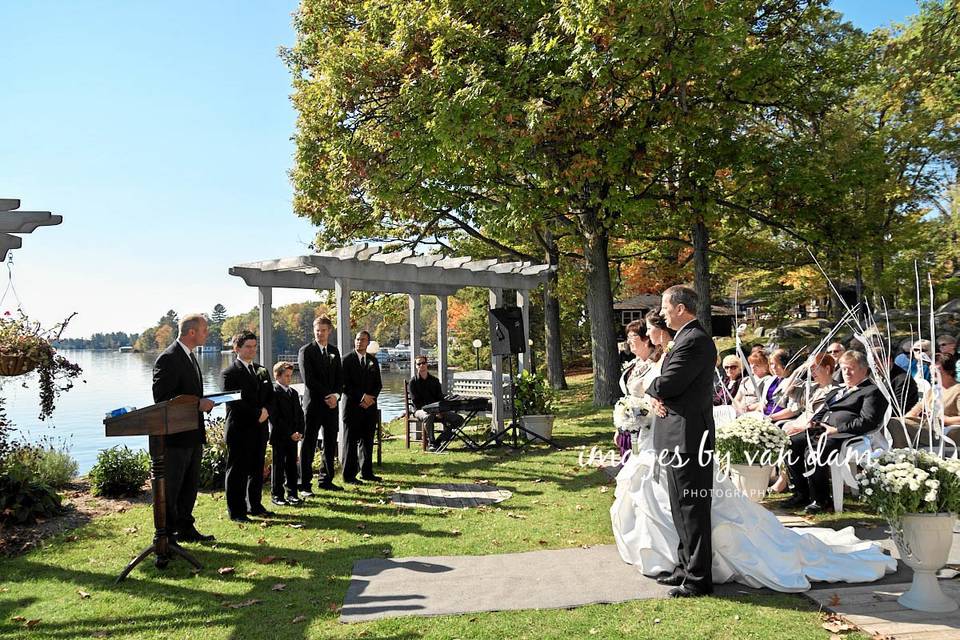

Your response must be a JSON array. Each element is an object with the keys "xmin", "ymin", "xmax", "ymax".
[{"xmin": 611, "ymin": 434, "xmax": 897, "ymax": 591}]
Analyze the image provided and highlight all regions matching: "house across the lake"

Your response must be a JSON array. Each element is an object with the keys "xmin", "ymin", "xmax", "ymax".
[{"xmin": 613, "ymin": 293, "xmax": 735, "ymax": 337}]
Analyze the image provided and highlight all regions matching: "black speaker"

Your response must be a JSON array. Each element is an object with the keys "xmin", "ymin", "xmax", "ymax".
[{"xmin": 489, "ymin": 307, "xmax": 525, "ymax": 356}]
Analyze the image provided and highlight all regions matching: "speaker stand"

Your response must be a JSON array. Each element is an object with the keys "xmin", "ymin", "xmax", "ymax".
[{"xmin": 479, "ymin": 355, "xmax": 560, "ymax": 451}]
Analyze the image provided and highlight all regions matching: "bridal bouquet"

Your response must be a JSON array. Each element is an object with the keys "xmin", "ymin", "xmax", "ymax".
[
  {"xmin": 715, "ymin": 414, "xmax": 788, "ymax": 466},
  {"xmin": 613, "ymin": 395, "xmax": 652, "ymax": 433},
  {"xmin": 857, "ymin": 449, "xmax": 960, "ymax": 523}
]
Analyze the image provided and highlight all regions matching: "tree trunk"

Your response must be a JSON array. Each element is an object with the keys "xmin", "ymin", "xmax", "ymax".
[
  {"xmin": 691, "ymin": 219, "xmax": 713, "ymax": 334},
  {"xmin": 543, "ymin": 230, "xmax": 567, "ymax": 390},
  {"xmin": 581, "ymin": 212, "xmax": 619, "ymax": 406}
]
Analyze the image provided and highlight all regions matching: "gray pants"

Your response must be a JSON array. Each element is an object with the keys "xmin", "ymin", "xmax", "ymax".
[{"xmin": 416, "ymin": 411, "xmax": 465, "ymax": 444}]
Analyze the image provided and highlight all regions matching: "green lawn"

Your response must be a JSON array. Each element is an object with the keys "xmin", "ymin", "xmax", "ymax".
[{"xmin": 1, "ymin": 375, "xmax": 866, "ymax": 639}]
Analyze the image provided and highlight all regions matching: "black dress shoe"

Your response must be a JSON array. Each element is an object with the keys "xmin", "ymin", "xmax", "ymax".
[
  {"xmin": 656, "ymin": 574, "xmax": 685, "ymax": 586},
  {"xmin": 668, "ymin": 585, "xmax": 711, "ymax": 598},
  {"xmin": 249, "ymin": 508, "xmax": 274, "ymax": 517},
  {"xmin": 231, "ymin": 515, "xmax": 253, "ymax": 523},
  {"xmin": 782, "ymin": 495, "xmax": 809, "ymax": 509},
  {"xmin": 804, "ymin": 501, "xmax": 833, "ymax": 515},
  {"xmin": 361, "ymin": 474, "xmax": 383, "ymax": 482},
  {"xmin": 343, "ymin": 478, "xmax": 363, "ymax": 485},
  {"xmin": 285, "ymin": 495, "xmax": 303, "ymax": 505},
  {"xmin": 318, "ymin": 482, "xmax": 343, "ymax": 492},
  {"xmin": 176, "ymin": 528, "xmax": 215, "ymax": 543},
  {"xmin": 271, "ymin": 496, "xmax": 288, "ymax": 506}
]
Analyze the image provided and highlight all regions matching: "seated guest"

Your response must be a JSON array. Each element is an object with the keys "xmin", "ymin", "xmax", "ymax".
[
  {"xmin": 785, "ymin": 350, "xmax": 889, "ymax": 514},
  {"xmin": 713, "ymin": 355, "xmax": 742, "ymax": 406},
  {"xmin": 268, "ymin": 362, "xmax": 304, "ymax": 506},
  {"xmin": 618, "ymin": 340, "xmax": 636, "ymax": 367},
  {"xmin": 733, "ymin": 351, "xmax": 771, "ymax": 415},
  {"xmin": 780, "ymin": 354, "xmax": 840, "ymax": 431},
  {"xmin": 826, "ymin": 342, "xmax": 845, "ymax": 383},
  {"xmin": 903, "ymin": 353, "xmax": 960, "ymax": 445},
  {"xmin": 937, "ymin": 334, "xmax": 957, "ymax": 356},
  {"xmin": 762, "ymin": 349, "xmax": 796, "ymax": 417},
  {"xmin": 750, "ymin": 343, "xmax": 766, "ymax": 356},
  {"xmin": 410, "ymin": 355, "xmax": 464, "ymax": 451},
  {"xmin": 222, "ymin": 331, "xmax": 275, "ymax": 522}
]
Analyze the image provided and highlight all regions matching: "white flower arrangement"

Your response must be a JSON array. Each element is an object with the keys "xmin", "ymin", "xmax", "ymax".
[
  {"xmin": 715, "ymin": 414, "xmax": 788, "ymax": 466},
  {"xmin": 857, "ymin": 448, "xmax": 960, "ymax": 524},
  {"xmin": 613, "ymin": 394, "xmax": 653, "ymax": 433}
]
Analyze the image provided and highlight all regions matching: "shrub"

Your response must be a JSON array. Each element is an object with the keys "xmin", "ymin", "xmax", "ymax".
[
  {"xmin": 199, "ymin": 417, "xmax": 227, "ymax": 490},
  {"xmin": 3, "ymin": 440, "xmax": 78, "ymax": 488},
  {"xmin": 513, "ymin": 370, "xmax": 555, "ymax": 416},
  {"xmin": 0, "ymin": 467, "xmax": 62, "ymax": 524},
  {"xmin": 89, "ymin": 445, "xmax": 150, "ymax": 497}
]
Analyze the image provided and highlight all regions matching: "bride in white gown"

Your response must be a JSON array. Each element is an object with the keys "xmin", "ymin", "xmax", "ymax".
[{"xmin": 611, "ymin": 312, "xmax": 896, "ymax": 592}]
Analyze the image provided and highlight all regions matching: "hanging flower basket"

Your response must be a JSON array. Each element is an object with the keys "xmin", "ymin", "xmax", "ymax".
[{"xmin": 0, "ymin": 353, "xmax": 39, "ymax": 376}]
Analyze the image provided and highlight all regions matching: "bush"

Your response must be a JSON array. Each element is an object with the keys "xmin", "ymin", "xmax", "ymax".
[
  {"xmin": 3, "ymin": 440, "xmax": 78, "ymax": 488},
  {"xmin": 89, "ymin": 445, "xmax": 150, "ymax": 497},
  {"xmin": 513, "ymin": 370, "xmax": 555, "ymax": 416},
  {"xmin": 0, "ymin": 467, "xmax": 62, "ymax": 524},
  {"xmin": 199, "ymin": 417, "xmax": 227, "ymax": 490}
]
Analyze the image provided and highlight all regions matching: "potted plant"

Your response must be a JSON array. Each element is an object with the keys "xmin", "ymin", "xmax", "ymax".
[
  {"xmin": 714, "ymin": 414, "xmax": 788, "ymax": 503},
  {"xmin": 513, "ymin": 370, "xmax": 556, "ymax": 441},
  {"xmin": 858, "ymin": 449, "xmax": 960, "ymax": 612},
  {"xmin": 0, "ymin": 311, "xmax": 82, "ymax": 420}
]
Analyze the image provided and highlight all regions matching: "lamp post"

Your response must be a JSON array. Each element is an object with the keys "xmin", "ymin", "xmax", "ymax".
[
  {"xmin": 528, "ymin": 338, "xmax": 535, "ymax": 373},
  {"xmin": 472, "ymin": 338, "xmax": 482, "ymax": 370}
]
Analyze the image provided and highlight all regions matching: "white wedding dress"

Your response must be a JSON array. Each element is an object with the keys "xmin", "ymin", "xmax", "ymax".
[{"xmin": 610, "ymin": 400, "xmax": 896, "ymax": 592}]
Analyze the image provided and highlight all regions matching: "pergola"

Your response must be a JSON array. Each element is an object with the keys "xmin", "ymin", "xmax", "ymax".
[
  {"xmin": 0, "ymin": 199, "xmax": 62, "ymax": 260},
  {"xmin": 228, "ymin": 243, "xmax": 554, "ymax": 432}
]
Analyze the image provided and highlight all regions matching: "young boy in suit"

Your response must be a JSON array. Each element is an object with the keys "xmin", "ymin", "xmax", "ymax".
[{"xmin": 270, "ymin": 362, "xmax": 304, "ymax": 506}]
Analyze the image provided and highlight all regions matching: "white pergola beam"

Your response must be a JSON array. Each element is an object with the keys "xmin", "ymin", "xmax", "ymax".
[
  {"xmin": 258, "ymin": 287, "xmax": 273, "ymax": 367},
  {"xmin": 408, "ymin": 293, "xmax": 421, "ymax": 378},
  {"xmin": 0, "ymin": 212, "xmax": 62, "ymax": 233},
  {"xmin": 437, "ymin": 295, "xmax": 449, "ymax": 392},
  {"xmin": 0, "ymin": 234, "xmax": 23, "ymax": 262},
  {"xmin": 489, "ymin": 287, "xmax": 505, "ymax": 434},
  {"xmin": 335, "ymin": 278, "xmax": 352, "ymax": 465}
]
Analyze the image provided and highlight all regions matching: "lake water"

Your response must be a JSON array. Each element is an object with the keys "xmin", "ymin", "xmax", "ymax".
[{"xmin": 2, "ymin": 349, "xmax": 410, "ymax": 474}]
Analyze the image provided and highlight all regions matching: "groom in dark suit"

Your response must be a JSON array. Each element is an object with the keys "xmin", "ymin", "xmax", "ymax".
[
  {"xmin": 152, "ymin": 314, "xmax": 216, "ymax": 546},
  {"xmin": 298, "ymin": 315, "xmax": 343, "ymax": 494},
  {"xmin": 341, "ymin": 331, "xmax": 383, "ymax": 484},
  {"xmin": 646, "ymin": 286, "xmax": 717, "ymax": 598}
]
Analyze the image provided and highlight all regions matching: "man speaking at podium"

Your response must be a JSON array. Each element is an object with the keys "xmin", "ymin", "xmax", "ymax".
[{"xmin": 152, "ymin": 314, "xmax": 216, "ymax": 544}]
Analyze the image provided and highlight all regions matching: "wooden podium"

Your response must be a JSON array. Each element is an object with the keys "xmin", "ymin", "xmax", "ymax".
[{"xmin": 104, "ymin": 395, "xmax": 204, "ymax": 582}]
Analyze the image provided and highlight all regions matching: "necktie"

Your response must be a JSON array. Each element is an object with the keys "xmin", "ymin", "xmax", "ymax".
[
  {"xmin": 248, "ymin": 364, "xmax": 256, "ymax": 378},
  {"xmin": 189, "ymin": 351, "xmax": 202, "ymax": 388}
]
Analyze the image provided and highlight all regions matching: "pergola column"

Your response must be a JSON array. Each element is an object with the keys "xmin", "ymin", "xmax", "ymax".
[
  {"xmin": 436, "ymin": 295, "xmax": 449, "ymax": 392},
  {"xmin": 335, "ymin": 278, "xmax": 351, "ymax": 464},
  {"xmin": 408, "ymin": 293, "xmax": 421, "ymax": 378},
  {"xmin": 517, "ymin": 289, "xmax": 531, "ymax": 373},
  {"xmin": 258, "ymin": 286, "xmax": 273, "ymax": 368},
  {"xmin": 489, "ymin": 288, "xmax": 504, "ymax": 433}
]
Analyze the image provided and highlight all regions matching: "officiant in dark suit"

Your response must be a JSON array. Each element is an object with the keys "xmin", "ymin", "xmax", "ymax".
[
  {"xmin": 341, "ymin": 330, "xmax": 382, "ymax": 484},
  {"xmin": 151, "ymin": 314, "xmax": 216, "ymax": 545},
  {"xmin": 646, "ymin": 286, "xmax": 718, "ymax": 598},
  {"xmin": 785, "ymin": 349, "xmax": 888, "ymax": 514},
  {"xmin": 221, "ymin": 330, "xmax": 274, "ymax": 522},
  {"xmin": 297, "ymin": 315, "xmax": 343, "ymax": 494}
]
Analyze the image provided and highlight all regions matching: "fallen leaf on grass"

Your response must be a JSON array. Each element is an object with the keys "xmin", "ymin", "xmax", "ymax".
[
  {"xmin": 292, "ymin": 615, "xmax": 307, "ymax": 623},
  {"xmin": 257, "ymin": 556, "xmax": 283, "ymax": 564},
  {"xmin": 123, "ymin": 527, "xmax": 138, "ymax": 534},
  {"xmin": 65, "ymin": 535, "xmax": 79, "ymax": 542},
  {"xmin": 506, "ymin": 512, "xmax": 526, "ymax": 519},
  {"xmin": 11, "ymin": 616, "xmax": 26, "ymax": 622},
  {"xmin": 476, "ymin": 479, "xmax": 490, "ymax": 485},
  {"xmin": 224, "ymin": 599, "xmax": 262, "ymax": 609},
  {"xmin": 356, "ymin": 523, "xmax": 366, "ymax": 530},
  {"xmin": 257, "ymin": 537, "xmax": 267, "ymax": 545},
  {"xmin": 287, "ymin": 523, "xmax": 304, "ymax": 529},
  {"xmin": 589, "ymin": 629, "xmax": 598, "ymax": 635},
  {"xmin": 328, "ymin": 603, "xmax": 340, "ymax": 613},
  {"xmin": 575, "ymin": 504, "xmax": 583, "ymax": 511},
  {"xmin": 451, "ymin": 529, "xmax": 462, "ymax": 535},
  {"xmin": 26, "ymin": 619, "xmax": 40, "ymax": 628},
  {"xmin": 381, "ymin": 549, "xmax": 392, "ymax": 556},
  {"xmin": 599, "ymin": 486, "xmax": 609, "ymax": 493},
  {"xmin": 362, "ymin": 533, "xmax": 372, "ymax": 539},
  {"xmin": 272, "ymin": 583, "xmax": 286, "ymax": 591},
  {"xmin": 653, "ymin": 618, "xmax": 661, "ymax": 624},
  {"xmin": 285, "ymin": 559, "xmax": 299, "ymax": 567},
  {"xmin": 259, "ymin": 521, "xmax": 269, "ymax": 529},
  {"xmin": 217, "ymin": 567, "xmax": 236, "ymax": 575},
  {"xmin": 78, "ymin": 590, "xmax": 91, "ymax": 599},
  {"xmin": 538, "ymin": 540, "xmax": 548, "ymax": 545},
  {"xmin": 532, "ymin": 478, "xmax": 543, "ymax": 483}
]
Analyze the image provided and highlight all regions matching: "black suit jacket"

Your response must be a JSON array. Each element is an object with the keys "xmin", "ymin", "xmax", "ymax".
[
  {"xmin": 152, "ymin": 341, "xmax": 206, "ymax": 447},
  {"xmin": 342, "ymin": 351, "xmax": 382, "ymax": 424},
  {"xmin": 222, "ymin": 360, "xmax": 274, "ymax": 444},
  {"xmin": 811, "ymin": 378, "xmax": 889, "ymax": 437},
  {"xmin": 298, "ymin": 341, "xmax": 343, "ymax": 424},
  {"xmin": 269, "ymin": 383, "xmax": 305, "ymax": 445},
  {"xmin": 647, "ymin": 320, "xmax": 718, "ymax": 454}
]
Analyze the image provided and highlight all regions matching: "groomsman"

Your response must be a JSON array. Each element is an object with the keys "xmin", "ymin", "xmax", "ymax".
[
  {"xmin": 298, "ymin": 315, "xmax": 343, "ymax": 494},
  {"xmin": 222, "ymin": 331, "xmax": 274, "ymax": 522},
  {"xmin": 269, "ymin": 362, "xmax": 304, "ymax": 506},
  {"xmin": 342, "ymin": 331, "xmax": 383, "ymax": 484},
  {"xmin": 152, "ymin": 314, "xmax": 216, "ymax": 547},
  {"xmin": 646, "ymin": 286, "xmax": 717, "ymax": 598}
]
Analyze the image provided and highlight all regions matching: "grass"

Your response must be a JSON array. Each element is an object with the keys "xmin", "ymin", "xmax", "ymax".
[{"xmin": 0, "ymin": 375, "xmax": 869, "ymax": 639}]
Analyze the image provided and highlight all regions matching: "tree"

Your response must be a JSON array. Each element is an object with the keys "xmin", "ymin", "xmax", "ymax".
[{"xmin": 207, "ymin": 303, "xmax": 227, "ymax": 348}]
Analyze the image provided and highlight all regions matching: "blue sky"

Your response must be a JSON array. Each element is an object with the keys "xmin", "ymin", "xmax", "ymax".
[{"xmin": 0, "ymin": 0, "xmax": 924, "ymax": 338}]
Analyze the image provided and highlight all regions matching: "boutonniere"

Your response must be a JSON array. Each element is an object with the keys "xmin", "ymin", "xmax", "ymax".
[{"xmin": 666, "ymin": 341, "xmax": 675, "ymax": 353}]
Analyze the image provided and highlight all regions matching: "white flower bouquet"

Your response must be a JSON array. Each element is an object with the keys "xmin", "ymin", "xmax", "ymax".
[
  {"xmin": 715, "ymin": 414, "xmax": 788, "ymax": 466},
  {"xmin": 613, "ymin": 394, "xmax": 652, "ymax": 433},
  {"xmin": 857, "ymin": 449, "xmax": 960, "ymax": 523}
]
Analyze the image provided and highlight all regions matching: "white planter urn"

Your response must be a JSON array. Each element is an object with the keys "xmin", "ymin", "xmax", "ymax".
[
  {"xmin": 895, "ymin": 512, "xmax": 958, "ymax": 613},
  {"xmin": 522, "ymin": 415, "xmax": 555, "ymax": 441},
  {"xmin": 729, "ymin": 464, "xmax": 772, "ymax": 503}
]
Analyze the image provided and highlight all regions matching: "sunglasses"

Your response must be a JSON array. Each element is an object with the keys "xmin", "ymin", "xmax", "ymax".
[
  {"xmin": 723, "ymin": 365, "xmax": 740, "ymax": 370},
  {"xmin": 417, "ymin": 361, "xmax": 428, "ymax": 366}
]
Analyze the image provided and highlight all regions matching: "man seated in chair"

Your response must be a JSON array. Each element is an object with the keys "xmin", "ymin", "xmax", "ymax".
[
  {"xmin": 784, "ymin": 350, "xmax": 888, "ymax": 514},
  {"xmin": 409, "ymin": 356, "xmax": 464, "ymax": 451}
]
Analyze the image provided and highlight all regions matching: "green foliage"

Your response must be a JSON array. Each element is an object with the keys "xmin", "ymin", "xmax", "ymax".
[
  {"xmin": 0, "ymin": 466, "xmax": 62, "ymax": 525},
  {"xmin": 859, "ymin": 449, "xmax": 960, "ymax": 525},
  {"xmin": 89, "ymin": 446, "xmax": 150, "ymax": 498},
  {"xmin": 55, "ymin": 331, "xmax": 138, "ymax": 350},
  {"xmin": 3, "ymin": 440, "xmax": 78, "ymax": 488},
  {"xmin": 513, "ymin": 370, "xmax": 555, "ymax": 416},
  {"xmin": 199, "ymin": 417, "xmax": 227, "ymax": 490}
]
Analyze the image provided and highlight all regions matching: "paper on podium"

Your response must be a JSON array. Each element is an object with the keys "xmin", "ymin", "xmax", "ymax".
[{"xmin": 203, "ymin": 392, "xmax": 242, "ymax": 405}]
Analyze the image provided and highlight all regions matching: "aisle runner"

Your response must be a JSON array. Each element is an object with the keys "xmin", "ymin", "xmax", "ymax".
[{"xmin": 340, "ymin": 545, "xmax": 668, "ymax": 622}]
